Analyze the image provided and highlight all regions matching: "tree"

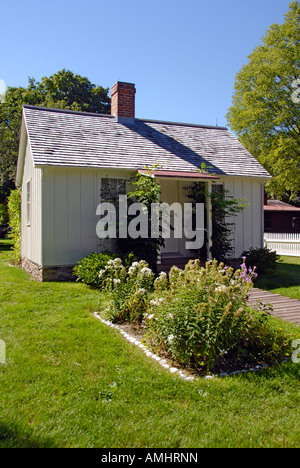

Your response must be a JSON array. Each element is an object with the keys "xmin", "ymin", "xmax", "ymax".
[
  {"xmin": 0, "ymin": 69, "xmax": 111, "ymax": 204},
  {"xmin": 29, "ymin": 69, "xmax": 111, "ymax": 113},
  {"xmin": 226, "ymin": 1, "xmax": 300, "ymax": 199}
]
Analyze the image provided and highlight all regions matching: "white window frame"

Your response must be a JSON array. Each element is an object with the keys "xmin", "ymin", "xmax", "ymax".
[
  {"xmin": 26, "ymin": 179, "xmax": 31, "ymax": 226},
  {"xmin": 100, "ymin": 177, "xmax": 127, "ymax": 202}
]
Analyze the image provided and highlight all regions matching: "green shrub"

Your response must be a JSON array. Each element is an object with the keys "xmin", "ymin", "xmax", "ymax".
[
  {"xmin": 73, "ymin": 251, "xmax": 119, "ymax": 287},
  {"xmin": 241, "ymin": 247, "xmax": 281, "ymax": 275},
  {"xmin": 243, "ymin": 312, "xmax": 292, "ymax": 363},
  {"xmin": 7, "ymin": 189, "xmax": 21, "ymax": 264},
  {"xmin": 144, "ymin": 260, "xmax": 291, "ymax": 372},
  {"xmin": 0, "ymin": 202, "xmax": 9, "ymax": 225}
]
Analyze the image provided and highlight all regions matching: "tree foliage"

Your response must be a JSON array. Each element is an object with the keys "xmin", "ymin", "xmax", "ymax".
[
  {"xmin": 226, "ymin": 1, "xmax": 300, "ymax": 199},
  {"xmin": 7, "ymin": 188, "xmax": 21, "ymax": 263},
  {"xmin": 0, "ymin": 69, "xmax": 111, "ymax": 203}
]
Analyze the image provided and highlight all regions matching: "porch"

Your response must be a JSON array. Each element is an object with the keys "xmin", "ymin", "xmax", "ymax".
[{"xmin": 138, "ymin": 169, "xmax": 220, "ymax": 272}]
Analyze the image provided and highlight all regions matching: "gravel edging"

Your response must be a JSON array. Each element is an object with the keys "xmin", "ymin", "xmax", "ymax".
[{"xmin": 93, "ymin": 312, "xmax": 282, "ymax": 381}]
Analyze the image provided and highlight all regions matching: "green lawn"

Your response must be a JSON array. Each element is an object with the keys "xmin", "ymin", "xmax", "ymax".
[
  {"xmin": 0, "ymin": 240, "xmax": 299, "ymax": 448},
  {"xmin": 255, "ymin": 256, "xmax": 300, "ymax": 300}
]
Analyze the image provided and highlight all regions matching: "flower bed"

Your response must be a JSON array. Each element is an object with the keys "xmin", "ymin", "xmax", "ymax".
[{"xmin": 74, "ymin": 255, "xmax": 292, "ymax": 376}]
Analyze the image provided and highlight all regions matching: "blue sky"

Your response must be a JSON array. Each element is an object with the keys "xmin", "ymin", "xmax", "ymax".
[{"xmin": 0, "ymin": 0, "xmax": 291, "ymax": 128}]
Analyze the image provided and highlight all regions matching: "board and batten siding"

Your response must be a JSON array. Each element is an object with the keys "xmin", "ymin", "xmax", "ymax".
[
  {"xmin": 41, "ymin": 167, "xmax": 132, "ymax": 267},
  {"xmin": 20, "ymin": 141, "xmax": 42, "ymax": 265},
  {"xmin": 40, "ymin": 169, "xmax": 264, "ymax": 267},
  {"xmin": 221, "ymin": 176, "xmax": 264, "ymax": 258}
]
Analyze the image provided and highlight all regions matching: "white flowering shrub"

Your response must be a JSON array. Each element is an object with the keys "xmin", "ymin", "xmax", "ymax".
[
  {"xmin": 99, "ymin": 258, "xmax": 128, "ymax": 292},
  {"xmin": 154, "ymin": 272, "xmax": 169, "ymax": 291},
  {"xmin": 128, "ymin": 260, "xmax": 155, "ymax": 292},
  {"xmin": 102, "ymin": 258, "xmax": 155, "ymax": 323},
  {"xmin": 144, "ymin": 260, "xmax": 291, "ymax": 372}
]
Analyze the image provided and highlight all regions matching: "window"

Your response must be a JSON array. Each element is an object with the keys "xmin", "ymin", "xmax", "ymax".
[
  {"xmin": 98, "ymin": 178, "xmax": 127, "ymax": 250},
  {"xmin": 265, "ymin": 212, "xmax": 272, "ymax": 229},
  {"xmin": 26, "ymin": 180, "xmax": 31, "ymax": 225},
  {"xmin": 212, "ymin": 183, "xmax": 224, "ymax": 194},
  {"xmin": 292, "ymin": 215, "xmax": 300, "ymax": 229},
  {"xmin": 101, "ymin": 178, "xmax": 126, "ymax": 202}
]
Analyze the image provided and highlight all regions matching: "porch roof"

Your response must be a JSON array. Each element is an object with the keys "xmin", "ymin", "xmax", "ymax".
[{"xmin": 138, "ymin": 169, "xmax": 219, "ymax": 180}]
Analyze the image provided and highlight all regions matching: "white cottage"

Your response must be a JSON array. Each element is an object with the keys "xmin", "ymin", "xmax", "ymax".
[{"xmin": 16, "ymin": 81, "xmax": 271, "ymax": 281}]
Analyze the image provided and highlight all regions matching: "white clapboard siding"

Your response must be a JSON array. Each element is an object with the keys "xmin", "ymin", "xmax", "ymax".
[{"xmin": 264, "ymin": 233, "xmax": 300, "ymax": 257}]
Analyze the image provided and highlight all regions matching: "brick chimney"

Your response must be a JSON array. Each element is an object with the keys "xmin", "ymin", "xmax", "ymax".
[{"xmin": 111, "ymin": 81, "xmax": 136, "ymax": 123}]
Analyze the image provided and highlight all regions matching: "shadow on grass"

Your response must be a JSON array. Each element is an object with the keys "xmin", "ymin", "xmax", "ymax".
[
  {"xmin": 0, "ymin": 422, "xmax": 56, "ymax": 448},
  {"xmin": 0, "ymin": 243, "xmax": 12, "ymax": 252},
  {"xmin": 255, "ymin": 261, "xmax": 300, "ymax": 290},
  {"xmin": 0, "ymin": 239, "xmax": 13, "ymax": 252},
  {"xmin": 237, "ymin": 360, "xmax": 300, "ymax": 384}
]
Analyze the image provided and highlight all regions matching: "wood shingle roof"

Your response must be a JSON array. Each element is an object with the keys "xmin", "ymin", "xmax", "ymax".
[{"xmin": 22, "ymin": 105, "xmax": 271, "ymax": 178}]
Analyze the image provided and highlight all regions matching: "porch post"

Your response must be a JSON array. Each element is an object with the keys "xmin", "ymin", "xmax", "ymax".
[{"xmin": 206, "ymin": 181, "xmax": 213, "ymax": 260}]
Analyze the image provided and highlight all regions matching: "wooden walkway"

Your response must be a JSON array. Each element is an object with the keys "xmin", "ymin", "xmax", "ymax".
[{"xmin": 249, "ymin": 288, "xmax": 300, "ymax": 326}]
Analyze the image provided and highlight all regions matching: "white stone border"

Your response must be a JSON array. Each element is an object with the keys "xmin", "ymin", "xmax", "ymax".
[{"xmin": 93, "ymin": 312, "xmax": 278, "ymax": 381}]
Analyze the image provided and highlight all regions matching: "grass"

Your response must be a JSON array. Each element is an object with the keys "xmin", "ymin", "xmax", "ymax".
[
  {"xmin": 255, "ymin": 256, "xmax": 300, "ymax": 300},
  {"xmin": 0, "ymin": 240, "xmax": 299, "ymax": 448}
]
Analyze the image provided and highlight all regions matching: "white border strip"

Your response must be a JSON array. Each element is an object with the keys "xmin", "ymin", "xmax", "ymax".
[{"xmin": 93, "ymin": 312, "xmax": 273, "ymax": 381}]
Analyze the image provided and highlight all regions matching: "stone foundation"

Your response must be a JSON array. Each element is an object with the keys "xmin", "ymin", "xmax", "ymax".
[
  {"xmin": 42, "ymin": 265, "xmax": 76, "ymax": 282},
  {"xmin": 21, "ymin": 258, "xmax": 76, "ymax": 282},
  {"xmin": 21, "ymin": 258, "xmax": 43, "ymax": 282}
]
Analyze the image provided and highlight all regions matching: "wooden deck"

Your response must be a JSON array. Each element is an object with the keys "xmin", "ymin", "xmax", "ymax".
[{"xmin": 249, "ymin": 288, "xmax": 300, "ymax": 326}]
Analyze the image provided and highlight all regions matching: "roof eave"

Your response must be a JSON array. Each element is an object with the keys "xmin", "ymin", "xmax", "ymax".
[{"xmin": 15, "ymin": 110, "xmax": 27, "ymax": 187}]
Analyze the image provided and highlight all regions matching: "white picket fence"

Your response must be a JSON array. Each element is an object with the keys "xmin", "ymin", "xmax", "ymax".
[{"xmin": 264, "ymin": 233, "xmax": 300, "ymax": 257}]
